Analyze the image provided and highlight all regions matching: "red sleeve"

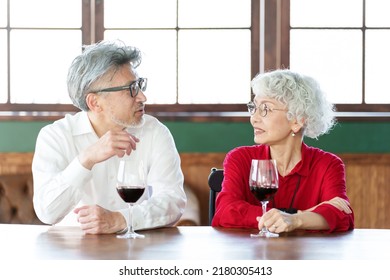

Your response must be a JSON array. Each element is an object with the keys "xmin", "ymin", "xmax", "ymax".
[
  {"xmin": 211, "ymin": 147, "xmax": 263, "ymax": 228},
  {"xmin": 310, "ymin": 155, "xmax": 354, "ymax": 232},
  {"xmin": 312, "ymin": 204, "xmax": 354, "ymax": 232}
]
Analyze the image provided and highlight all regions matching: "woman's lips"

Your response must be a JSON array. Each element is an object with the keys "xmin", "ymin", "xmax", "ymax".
[{"xmin": 254, "ymin": 128, "xmax": 264, "ymax": 135}]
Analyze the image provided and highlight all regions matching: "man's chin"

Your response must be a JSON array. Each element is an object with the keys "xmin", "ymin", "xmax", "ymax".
[{"xmin": 127, "ymin": 115, "xmax": 145, "ymax": 128}]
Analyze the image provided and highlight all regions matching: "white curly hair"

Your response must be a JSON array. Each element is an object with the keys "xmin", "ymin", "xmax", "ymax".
[{"xmin": 251, "ymin": 69, "xmax": 336, "ymax": 139}]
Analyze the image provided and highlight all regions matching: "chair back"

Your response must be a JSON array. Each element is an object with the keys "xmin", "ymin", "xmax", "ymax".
[{"xmin": 208, "ymin": 167, "xmax": 224, "ymax": 225}]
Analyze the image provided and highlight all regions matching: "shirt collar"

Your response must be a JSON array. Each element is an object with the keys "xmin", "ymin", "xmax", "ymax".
[{"xmin": 72, "ymin": 111, "xmax": 96, "ymax": 136}]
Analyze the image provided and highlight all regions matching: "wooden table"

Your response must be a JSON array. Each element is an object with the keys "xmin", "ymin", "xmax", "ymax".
[{"xmin": 0, "ymin": 224, "xmax": 389, "ymax": 260}]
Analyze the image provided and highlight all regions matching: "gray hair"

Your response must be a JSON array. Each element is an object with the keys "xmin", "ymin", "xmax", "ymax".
[
  {"xmin": 67, "ymin": 40, "xmax": 142, "ymax": 111},
  {"xmin": 251, "ymin": 69, "xmax": 336, "ymax": 139}
]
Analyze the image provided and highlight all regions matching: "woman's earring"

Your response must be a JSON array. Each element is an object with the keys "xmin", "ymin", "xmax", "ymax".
[{"xmin": 292, "ymin": 126, "xmax": 299, "ymax": 137}]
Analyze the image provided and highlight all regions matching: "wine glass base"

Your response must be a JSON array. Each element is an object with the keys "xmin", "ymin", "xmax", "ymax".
[
  {"xmin": 250, "ymin": 231, "xmax": 279, "ymax": 238},
  {"xmin": 116, "ymin": 232, "xmax": 145, "ymax": 239}
]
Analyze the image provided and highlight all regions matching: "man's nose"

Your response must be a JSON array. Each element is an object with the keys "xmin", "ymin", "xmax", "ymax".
[{"xmin": 136, "ymin": 90, "xmax": 147, "ymax": 103}]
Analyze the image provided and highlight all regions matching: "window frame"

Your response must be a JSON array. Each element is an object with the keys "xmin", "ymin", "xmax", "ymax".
[
  {"xmin": 285, "ymin": 0, "xmax": 390, "ymax": 121},
  {"xmin": 1, "ymin": 0, "xmax": 389, "ymax": 122},
  {"xmin": 0, "ymin": 0, "xmax": 258, "ymax": 122}
]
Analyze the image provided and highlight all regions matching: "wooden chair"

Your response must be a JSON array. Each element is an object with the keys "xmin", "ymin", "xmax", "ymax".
[{"xmin": 207, "ymin": 167, "xmax": 223, "ymax": 225}]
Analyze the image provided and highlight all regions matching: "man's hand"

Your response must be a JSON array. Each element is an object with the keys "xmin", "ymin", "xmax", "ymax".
[
  {"xmin": 74, "ymin": 205, "xmax": 126, "ymax": 234},
  {"xmin": 78, "ymin": 130, "xmax": 139, "ymax": 170}
]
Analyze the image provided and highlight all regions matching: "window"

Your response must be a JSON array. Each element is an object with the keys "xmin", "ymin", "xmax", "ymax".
[
  {"xmin": 3, "ymin": 0, "xmax": 388, "ymax": 121},
  {"xmin": 288, "ymin": 0, "xmax": 390, "ymax": 118},
  {"xmin": 1, "ymin": 0, "xmax": 257, "ymax": 121},
  {"xmin": 103, "ymin": 0, "xmax": 251, "ymax": 106},
  {"xmin": 0, "ymin": 0, "xmax": 82, "ymax": 116}
]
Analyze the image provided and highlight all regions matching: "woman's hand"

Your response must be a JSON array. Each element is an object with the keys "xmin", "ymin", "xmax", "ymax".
[
  {"xmin": 256, "ymin": 208, "xmax": 300, "ymax": 234},
  {"xmin": 256, "ymin": 197, "xmax": 352, "ymax": 233}
]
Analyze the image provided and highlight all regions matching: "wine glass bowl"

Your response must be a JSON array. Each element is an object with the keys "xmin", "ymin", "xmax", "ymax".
[
  {"xmin": 116, "ymin": 186, "xmax": 145, "ymax": 205},
  {"xmin": 249, "ymin": 159, "xmax": 279, "ymax": 238},
  {"xmin": 116, "ymin": 159, "xmax": 146, "ymax": 239}
]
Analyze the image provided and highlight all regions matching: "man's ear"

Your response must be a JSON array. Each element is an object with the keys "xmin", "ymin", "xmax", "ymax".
[{"xmin": 85, "ymin": 93, "xmax": 102, "ymax": 112}]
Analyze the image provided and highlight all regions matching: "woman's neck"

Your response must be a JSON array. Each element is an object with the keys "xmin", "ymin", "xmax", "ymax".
[{"xmin": 270, "ymin": 143, "xmax": 302, "ymax": 177}]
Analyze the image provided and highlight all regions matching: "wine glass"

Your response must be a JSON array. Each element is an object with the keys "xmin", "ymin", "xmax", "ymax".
[
  {"xmin": 116, "ymin": 159, "xmax": 146, "ymax": 239},
  {"xmin": 249, "ymin": 159, "xmax": 279, "ymax": 238}
]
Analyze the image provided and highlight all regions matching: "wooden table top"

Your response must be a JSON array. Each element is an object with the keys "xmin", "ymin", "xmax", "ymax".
[{"xmin": 0, "ymin": 224, "xmax": 389, "ymax": 260}]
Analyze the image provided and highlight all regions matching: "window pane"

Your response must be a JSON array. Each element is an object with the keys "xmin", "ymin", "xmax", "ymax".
[
  {"xmin": 105, "ymin": 0, "xmax": 177, "ymax": 28},
  {"xmin": 179, "ymin": 0, "xmax": 251, "ymax": 28},
  {"xmin": 178, "ymin": 30, "xmax": 251, "ymax": 104},
  {"xmin": 366, "ymin": 0, "xmax": 390, "ymax": 27},
  {"xmin": 0, "ymin": 30, "xmax": 6, "ymax": 103},
  {"xmin": 0, "ymin": 0, "xmax": 6, "ymax": 27},
  {"xmin": 10, "ymin": 30, "xmax": 81, "ymax": 104},
  {"xmin": 365, "ymin": 30, "xmax": 390, "ymax": 103},
  {"xmin": 10, "ymin": 0, "xmax": 81, "ymax": 27},
  {"xmin": 291, "ymin": 0, "xmax": 363, "ymax": 27},
  {"xmin": 104, "ymin": 30, "xmax": 177, "ymax": 104},
  {"xmin": 290, "ymin": 29, "xmax": 362, "ymax": 104}
]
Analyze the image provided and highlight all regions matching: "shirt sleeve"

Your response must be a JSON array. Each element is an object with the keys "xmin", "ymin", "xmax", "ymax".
[
  {"xmin": 309, "ymin": 156, "xmax": 355, "ymax": 232},
  {"xmin": 212, "ymin": 147, "xmax": 263, "ymax": 228},
  {"xmin": 32, "ymin": 125, "xmax": 92, "ymax": 225}
]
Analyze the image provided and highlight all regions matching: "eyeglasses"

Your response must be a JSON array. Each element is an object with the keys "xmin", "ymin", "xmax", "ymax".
[
  {"xmin": 247, "ymin": 101, "xmax": 286, "ymax": 117},
  {"xmin": 96, "ymin": 77, "xmax": 147, "ymax": 98}
]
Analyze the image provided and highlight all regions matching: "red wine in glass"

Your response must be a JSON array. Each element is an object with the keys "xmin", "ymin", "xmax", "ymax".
[
  {"xmin": 117, "ymin": 186, "xmax": 145, "ymax": 203},
  {"xmin": 250, "ymin": 186, "xmax": 277, "ymax": 201},
  {"xmin": 249, "ymin": 159, "xmax": 279, "ymax": 238},
  {"xmin": 116, "ymin": 160, "xmax": 146, "ymax": 239}
]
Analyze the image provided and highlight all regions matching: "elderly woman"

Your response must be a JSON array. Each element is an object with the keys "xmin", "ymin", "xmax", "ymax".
[{"xmin": 212, "ymin": 69, "xmax": 354, "ymax": 233}]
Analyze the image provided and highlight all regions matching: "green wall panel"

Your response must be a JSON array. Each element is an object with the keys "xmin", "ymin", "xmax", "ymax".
[
  {"xmin": 0, "ymin": 121, "xmax": 50, "ymax": 152},
  {"xmin": 164, "ymin": 121, "xmax": 254, "ymax": 153},
  {"xmin": 1, "ymin": 120, "xmax": 390, "ymax": 154},
  {"xmin": 304, "ymin": 122, "xmax": 390, "ymax": 154}
]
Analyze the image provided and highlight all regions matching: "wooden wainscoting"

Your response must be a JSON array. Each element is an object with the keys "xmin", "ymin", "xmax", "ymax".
[
  {"xmin": 339, "ymin": 154, "xmax": 390, "ymax": 229},
  {"xmin": 0, "ymin": 152, "xmax": 34, "ymax": 175},
  {"xmin": 0, "ymin": 152, "xmax": 389, "ymax": 228}
]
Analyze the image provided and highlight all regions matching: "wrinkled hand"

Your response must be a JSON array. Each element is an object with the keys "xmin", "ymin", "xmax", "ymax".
[
  {"xmin": 304, "ymin": 197, "xmax": 352, "ymax": 214},
  {"xmin": 74, "ymin": 205, "xmax": 126, "ymax": 234},
  {"xmin": 256, "ymin": 197, "xmax": 352, "ymax": 234},
  {"xmin": 78, "ymin": 130, "xmax": 139, "ymax": 170},
  {"xmin": 256, "ymin": 208, "xmax": 298, "ymax": 234}
]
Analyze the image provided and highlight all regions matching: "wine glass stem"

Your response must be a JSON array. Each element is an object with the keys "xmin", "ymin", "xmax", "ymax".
[
  {"xmin": 129, "ymin": 204, "xmax": 134, "ymax": 234},
  {"xmin": 261, "ymin": 200, "xmax": 268, "ymax": 232}
]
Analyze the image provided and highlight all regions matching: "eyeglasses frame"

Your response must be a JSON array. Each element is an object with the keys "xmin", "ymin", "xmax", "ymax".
[
  {"xmin": 94, "ymin": 77, "xmax": 147, "ymax": 98},
  {"xmin": 247, "ymin": 101, "xmax": 287, "ymax": 117}
]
